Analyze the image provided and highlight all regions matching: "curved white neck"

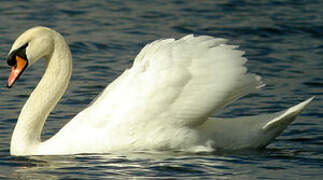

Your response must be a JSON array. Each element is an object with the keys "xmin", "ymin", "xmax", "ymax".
[{"xmin": 10, "ymin": 33, "xmax": 72, "ymax": 155}]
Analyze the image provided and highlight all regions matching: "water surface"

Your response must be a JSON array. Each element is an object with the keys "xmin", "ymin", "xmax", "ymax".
[{"xmin": 0, "ymin": 0, "xmax": 322, "ymax": 179}]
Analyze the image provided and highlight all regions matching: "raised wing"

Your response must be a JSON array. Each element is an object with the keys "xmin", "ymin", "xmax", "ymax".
[{"xmin": 77, "ymin": 35, "xmax": 263, "ymax": 129}]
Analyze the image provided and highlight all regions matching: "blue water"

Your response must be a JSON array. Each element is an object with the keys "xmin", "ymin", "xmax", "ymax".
[{"xmin": 0, "ymin": 0, "xmax": 322, "ymax": 179}]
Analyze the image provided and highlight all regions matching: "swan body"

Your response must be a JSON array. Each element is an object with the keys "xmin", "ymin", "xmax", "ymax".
[{"xmin": 7, "ymin": 27, "xmax": 313, "ymax": 156}]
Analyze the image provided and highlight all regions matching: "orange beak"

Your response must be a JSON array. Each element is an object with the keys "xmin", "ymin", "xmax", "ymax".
[{"xmin": 7, "ymin": 56, "xmax": 28, "ymax": 88}]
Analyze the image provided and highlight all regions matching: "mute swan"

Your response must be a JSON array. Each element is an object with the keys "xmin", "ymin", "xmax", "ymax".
[{"xmin": 7, "ymin": 26, "xmax": 313, "ymax": 156}]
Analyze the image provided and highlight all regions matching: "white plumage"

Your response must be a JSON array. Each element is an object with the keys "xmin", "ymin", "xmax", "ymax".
[{"xmin": 7, "ymin": 27, "xmax": 312, "ymax": 156}]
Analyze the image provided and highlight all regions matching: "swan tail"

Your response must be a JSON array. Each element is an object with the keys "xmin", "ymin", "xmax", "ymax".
[
  {"xmin": 262, "ymin": 96, "xmax": 314, "ymax": 131},
  {"xmin": 198, "ymin": 97, "xmax": 314, "ymax": 150}
]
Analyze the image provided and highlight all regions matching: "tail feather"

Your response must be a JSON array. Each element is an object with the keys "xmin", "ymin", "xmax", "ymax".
[
  {"xmin": 198, "ymin": 97, "xmax": 314, "ymax": 150},
  {"xmin": 262, "ymin": 97, "xmax": 314, "ymax": 131}
]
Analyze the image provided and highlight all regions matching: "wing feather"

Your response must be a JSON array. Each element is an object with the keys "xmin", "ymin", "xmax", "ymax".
[{"xmin": 80, "ymin": 35, "xmax": 263, "ymax": 128}]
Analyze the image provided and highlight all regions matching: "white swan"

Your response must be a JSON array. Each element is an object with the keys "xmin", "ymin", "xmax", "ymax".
[{"xmin": 7, "ymin": 26, "xmax": 313, "ymax": 156}]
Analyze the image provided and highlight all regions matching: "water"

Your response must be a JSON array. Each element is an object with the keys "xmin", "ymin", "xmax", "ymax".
[{"xmin": 0, "ymin": 0, "xmax": 322, "ymax": 179}]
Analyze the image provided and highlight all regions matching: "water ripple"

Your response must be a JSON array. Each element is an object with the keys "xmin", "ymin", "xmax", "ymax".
[{"xmin": 0, "ymin": 0, "xmax": 322, "ymax": 179}]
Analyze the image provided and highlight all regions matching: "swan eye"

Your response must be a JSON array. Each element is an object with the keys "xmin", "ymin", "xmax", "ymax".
[{"xmin": 7, "ymin": 43, "xmax": 28, "ymax": 66}]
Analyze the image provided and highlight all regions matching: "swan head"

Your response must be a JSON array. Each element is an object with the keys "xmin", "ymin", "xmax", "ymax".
[{"xmin": 7, "ymin": 26, "xmax": 55, "ymax": 88}]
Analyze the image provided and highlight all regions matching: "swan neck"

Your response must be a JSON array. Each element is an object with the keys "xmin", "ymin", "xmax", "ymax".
[{"xmin": 11, "ymin": 32, "xmax": 72, "ymax": 155}]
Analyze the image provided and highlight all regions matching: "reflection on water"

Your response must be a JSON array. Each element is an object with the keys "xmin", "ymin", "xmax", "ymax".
[
  {"xmin": 0, "ymin": 0, "xmax": 322, "ymax": 179},
  {"xmin": 4, "ymin": 148, "xmax": 323, "ymax": 179}
]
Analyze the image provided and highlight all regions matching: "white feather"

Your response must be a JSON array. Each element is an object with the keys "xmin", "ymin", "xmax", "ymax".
[{"xmin": 8, "ymin": 27, "xmax": 312, "ymax": 156}]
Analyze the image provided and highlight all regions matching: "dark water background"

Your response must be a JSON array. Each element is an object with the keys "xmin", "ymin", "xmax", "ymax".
[{"xmin": 0, "ymin": 0, "xmax": 322, "ymax": 179}]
